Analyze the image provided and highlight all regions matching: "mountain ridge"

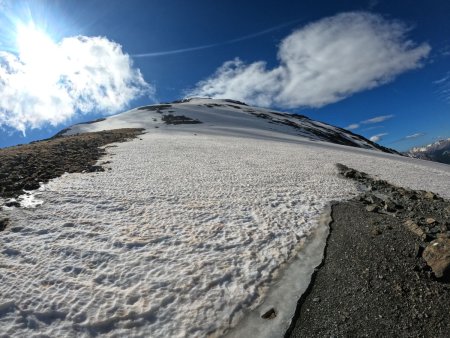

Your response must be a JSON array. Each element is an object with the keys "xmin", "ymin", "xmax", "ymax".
[
  {"xmin": 60, "ymin": 98, "xmax": 400, "ymax": 155},
  {"xmin": 407, "ymin": 138, "xmax": 450, "ymax": 165}
]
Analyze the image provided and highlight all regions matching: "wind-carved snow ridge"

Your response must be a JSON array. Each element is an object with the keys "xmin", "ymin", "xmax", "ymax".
[{"xmin": 1, "ymin": 99, "xmax": 450, "ymax": 337}]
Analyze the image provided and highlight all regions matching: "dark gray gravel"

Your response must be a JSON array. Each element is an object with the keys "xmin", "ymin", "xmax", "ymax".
[{"xmin": 287, "ymin": 164, "xmax": 450, "ymax": 338}]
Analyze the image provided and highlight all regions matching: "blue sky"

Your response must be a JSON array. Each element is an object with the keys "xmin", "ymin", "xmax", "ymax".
[{"xmin": 0, "ymin": 0, "xmax": 449, "ymax": 151}]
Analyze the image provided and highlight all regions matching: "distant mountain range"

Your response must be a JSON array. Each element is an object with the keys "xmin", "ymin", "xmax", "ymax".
[{"xmin": 407, "ymin": 138, "xmax": 450, "ymax": 165}]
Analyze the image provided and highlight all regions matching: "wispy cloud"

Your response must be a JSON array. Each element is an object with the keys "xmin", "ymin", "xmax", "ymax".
[
  {"xmin": 434, "ymin": 73, "xmax": 450, "ymax": 85},
  {"xmin": 362, "ymin": 114, "xmax": 394, "ymax": 124},
  {"xmin": 434, "ymin": 71, "xmax": 450, "ymax": 102},
  {"xmin": 405, "ymin": 132, "xmax": 425, "ymax": 139},
  {"xmin": 369, "ymin": 133, "xmax": 388, "ymax": 142},
  {"xmin": 346, "ymin": 114, "xmax": 394, "ymax": 130},
  {"xmin": 346, "ymin": 123, "xmax": 360, "ymax": 130},
  {"xmin": 133, "ymin": 19, "xmax": 303, "ymax": 58},
  {"xmin": 188, "ymin": 12, "xmax": 430, "ymax": 108},
  {"xmin": 0, "ymin": 34, "xmax": 151, "ymax": 133},
  {"xmin": 390, "ymin": 132, "xmax": 426, "ymax": 144},
  {"xmin": 440, "ymin": 44, "xmax": 450, "ymax": 57}
]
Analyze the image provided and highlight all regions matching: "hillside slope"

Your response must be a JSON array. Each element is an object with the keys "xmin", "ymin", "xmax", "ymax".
[{"xmin": 62, "ymin": 98, "xmax": 400, "ymax": 154}]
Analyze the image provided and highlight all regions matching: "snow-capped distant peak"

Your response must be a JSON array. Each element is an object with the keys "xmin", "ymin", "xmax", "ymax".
[{"xmin": 408, "ymin": 138, "xmax": 450, "ymax": 165}]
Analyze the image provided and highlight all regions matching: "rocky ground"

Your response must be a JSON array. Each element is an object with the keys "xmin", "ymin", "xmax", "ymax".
[
  {"xmin": 0, "ymin": 128, "xmax": 144, "ymax": 206},
  {"xmin": 287, "ymin": 164, "xmax": 450, "ymax": 337}
]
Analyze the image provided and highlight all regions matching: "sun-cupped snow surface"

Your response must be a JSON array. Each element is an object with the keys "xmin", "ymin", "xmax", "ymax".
[{"xmin": 1, "ymin": 100, "xmax": 450, "ymax": 337}]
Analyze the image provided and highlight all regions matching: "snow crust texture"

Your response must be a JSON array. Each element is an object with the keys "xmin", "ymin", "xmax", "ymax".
[{"xmin": 1, "ymin": 99, "xmax": 450, "ymax": 337}]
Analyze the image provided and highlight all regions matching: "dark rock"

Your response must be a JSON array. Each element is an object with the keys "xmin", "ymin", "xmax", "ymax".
[
  {"xmin": 5, "ymin": 201, "xmax": 21, "ymax": 208},
  {"xmin": 23, "ymin": 181, "xmax": 40, "ymax": 190},
  {"xmin": 383, "ymin": 200, "xmax": 397, "ymax": 212},
  {"xmin": 0, "ymin": 218, "xmax": 10, "ymax": 231},
  {"xmin": 261, "ymin": 308, "xmax": 277, "ymax": 319},
  {"xmin": 162, "ymin": 114, "xmax": 202, "ymax": 125},
  {"xmin": 137, "ymin": 104, "xmax": 172, "ymax": 111}
]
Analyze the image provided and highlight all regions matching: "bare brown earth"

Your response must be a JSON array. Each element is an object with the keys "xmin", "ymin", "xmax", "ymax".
[
  {"xmin": 287, "ymin": 164, "xmax": 450, "ymax": 337},
  {"xmin": 0, "ymin": 129, "xmax": 144, "ymax": 201}
]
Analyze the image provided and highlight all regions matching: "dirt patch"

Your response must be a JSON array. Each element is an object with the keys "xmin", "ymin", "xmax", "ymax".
[
  {"xmin": 287, "ymin": 164, "xmax": 450, "ymax": 337},
  {"xmin": 0, "ymin": 128, "xmax": 144, "ymax": 200}
]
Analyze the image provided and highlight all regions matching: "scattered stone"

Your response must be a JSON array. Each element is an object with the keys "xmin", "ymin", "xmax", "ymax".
[
  {"xmin": 383, "ymin": 200, "xmax": 397, "ymax": 212},
  {"xmin": 261, "ymin": 308, "xmax": 277, "ymax": 319},
  {"xmin": 365, "ymin": 195, "xmax": 383, "ymax": 205},
  {"xmin": 404, "ymin": 220, "xmax": 426, "ymax": 240},
  {"xmin": 426, "ymin": 218, "xmax": 437, "ymax": 225},
  {"xmin": 312, "ymin": 297, "xmax": 321, "ymax": 303},
  {"xmin": 423, "ymin": 238, "xmax": 450, "ymax": 279},
  {"xmin": 365, "ymin": 204, "xmax": 378, "ymax": 212},
  {"xmin": 424, "ymin": 191, "xmax": 437, "ymax": 200}
]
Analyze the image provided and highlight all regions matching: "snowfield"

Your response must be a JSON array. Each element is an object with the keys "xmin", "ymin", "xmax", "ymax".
[{"xmin": 1, "ymin": 99, "xmax": 450, "ymax": 337}]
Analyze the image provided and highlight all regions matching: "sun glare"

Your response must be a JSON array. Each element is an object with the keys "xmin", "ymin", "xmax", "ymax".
[
  {"xmin": 13, "ymin": 22, "xmax": 66, "ymax": 96},
  {"xmin": 16, "ymin": 23, "xmax": 57, "ymax": 64}
]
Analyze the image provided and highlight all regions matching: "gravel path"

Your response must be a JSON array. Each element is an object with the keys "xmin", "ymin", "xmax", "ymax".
[{"xmin": 287, "ymin": 165, "xmax": 450, "ymax": 337}]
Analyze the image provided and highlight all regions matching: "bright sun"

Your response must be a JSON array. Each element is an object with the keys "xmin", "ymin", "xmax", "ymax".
[
  {"xmin": 16, "ymin": 23, "xmax": 57, "ymax": 65},
  {"xmin": 14, "ymin": 23, "xmax": 65, "ymax": 95}
]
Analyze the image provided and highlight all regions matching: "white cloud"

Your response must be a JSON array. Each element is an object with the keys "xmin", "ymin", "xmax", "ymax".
[
  {"xmin": 369, "ymin": 133, "xmax": 388, "ymax": 142},
  {"xmin": 189, "ymin": 12, "xmax": 430, "ymax": 109},
  {"xmin": 346, "ymin": 123, "xmax": 360, "ymax": 130},
  {"xmin": 0, "ymin": 33, "xmax": 151, "ymax": 133}
]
